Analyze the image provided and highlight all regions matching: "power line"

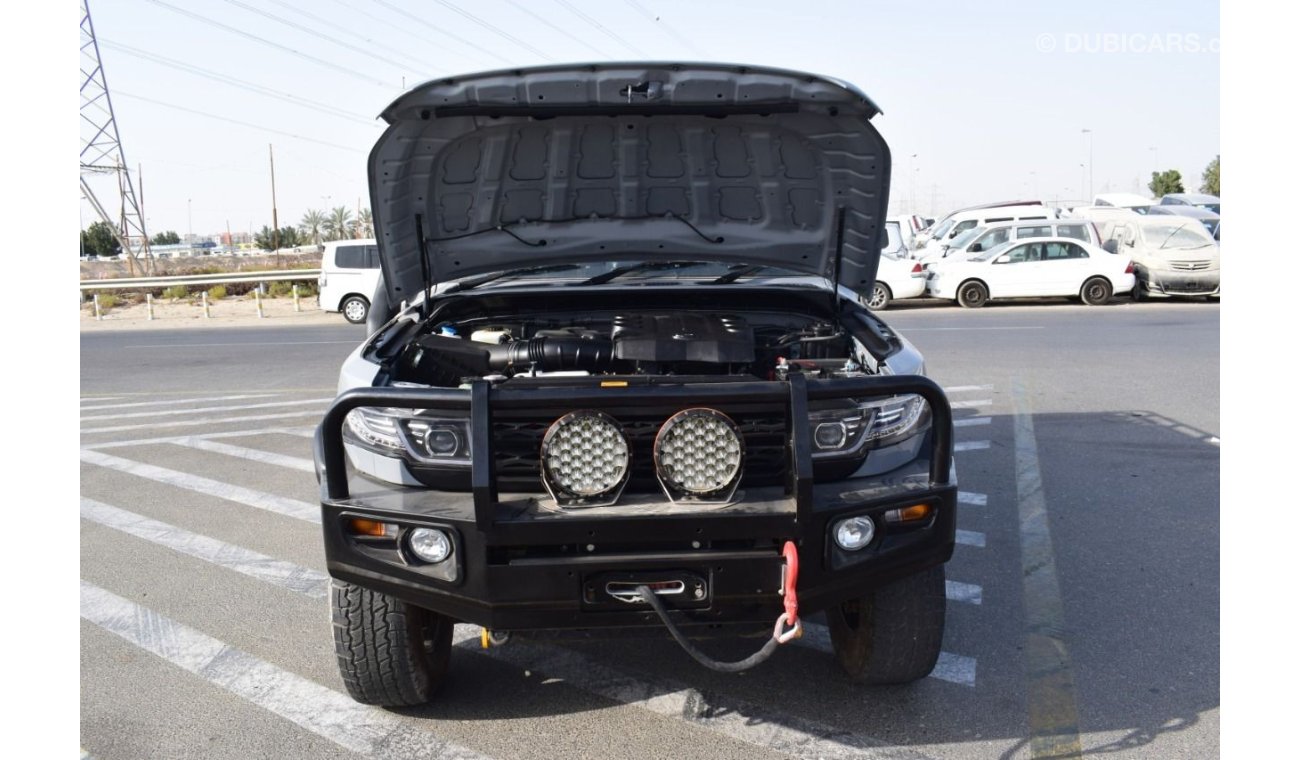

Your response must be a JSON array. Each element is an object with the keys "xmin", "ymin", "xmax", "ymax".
[
  {"xmin": 218, "ymin": 0, "xmax": 437, "ymax": 79},
  {"xmin": 318, "ymin": 0, "xmax": 500, "ymax": 71},
  {"xmin": 425, "ymin": 0, "xmax": 554, "ymax": 61},
  {"xmin": 623, "ymin": 0, "xmax": 709, "ymax": 58},
  {"xmin": 368, "ymin": 0, "xmax": 515, "ymax": 67},
  {"xmin": 114, "ymin": 90, "xmax": 366, "ymax": 154},
  {"xmin": 503, "ymin": 0, "xmax": 615, "ymax": 59},
  {"xmin": 263, "ymin": 0, "xmax": 445, "ymax": 74},
  {"xmin": 553, "ymin": 0, "xmax": 649, "ymax": 58},
  {"xmin": 101, "ymin": 40, "xmax": 376, "ymax": 125},
  {"xmin": 144, "ymin": 0, "xmax": 395, "ymax": 89}
]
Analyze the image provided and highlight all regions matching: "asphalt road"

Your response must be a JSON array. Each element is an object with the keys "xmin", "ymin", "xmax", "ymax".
[{"xmin": 79, "ymin": 300, "xmax": 1219, "ymax": 759}]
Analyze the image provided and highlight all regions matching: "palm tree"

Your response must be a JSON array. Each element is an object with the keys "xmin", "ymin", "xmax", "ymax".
[
  {"xmin": 357, "ymin": 207, "xmax": 373, "ymax": 238},
  {"xmin": 324, "ymin": 206, "xmax": 354, "ymax": 241},
  {"xmin": 299, "ymin": 209, "xmax": 326, "ymax": 246}
]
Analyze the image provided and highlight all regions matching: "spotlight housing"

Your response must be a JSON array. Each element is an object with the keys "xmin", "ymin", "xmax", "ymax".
[
  {"xmin": 540, "ymin": 410, "xmax": 631, "ymax": 507},
  {"xmin": 653, "ymin": 408, "xmax": 745, "ymax": 503}
]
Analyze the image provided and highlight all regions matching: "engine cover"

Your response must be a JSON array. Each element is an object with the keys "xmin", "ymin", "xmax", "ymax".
[{"xmin": 612, "ymin": 313, "xmax": 755, "ymax": 364}]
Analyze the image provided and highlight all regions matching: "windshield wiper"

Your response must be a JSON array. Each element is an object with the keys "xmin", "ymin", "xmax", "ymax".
[
  {"xmin": 578, "ymin": 260, "xmax": 711, "ymax": 286},
  {"xmin": 1158, "ymin": 223, "xmax": 1191, "ymax": 249},
  {"xmin": 443, "ymin": 264, "xmax": 581, "ymax": 294},
  {"xmin": 712, "ymin": 264, "xmax": 769, "ymax": 284}
]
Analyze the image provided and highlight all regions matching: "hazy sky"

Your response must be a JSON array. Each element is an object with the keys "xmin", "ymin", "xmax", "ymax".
[{"xmin": 80, "ymin": 0, "xmax": 1219, "ymax": 238}]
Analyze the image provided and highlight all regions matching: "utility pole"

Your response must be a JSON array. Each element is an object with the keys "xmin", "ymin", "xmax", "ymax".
[
  {"xmin": 226, "ymin": 219, "xmax": 233, "ymax": 253},
  {"xmin": 1079, "ymin": 164, "xmax": 1086, "ymax": 204},
  {"xmin": 909, "ymin": 154, "xmax": 917, "ymax": 216},
  {"xmin": 269, "ymin": 143, "xmax": 280, "ymax": 266},
  {"xmin": 1082, "ymin": 128, "xmax": 1093, "ymax": 201}
]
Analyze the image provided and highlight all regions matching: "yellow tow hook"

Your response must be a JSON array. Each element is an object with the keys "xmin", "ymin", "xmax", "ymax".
[
  {"xmin": 480, "ymin": 628, "xmax": 491, "ymax": 649},
  {"xmin": 480, "ymin": 629, "xmax": 511, "ymax": 648}
]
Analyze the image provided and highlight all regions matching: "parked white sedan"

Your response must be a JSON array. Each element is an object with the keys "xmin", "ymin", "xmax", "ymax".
[
  {"xmin": 925, "ymin": 237, "xmax": 1135, "ymax": 307},
  {"xmin": 865, "ymin": 253, "xmax": 926, "ymax": 309}
]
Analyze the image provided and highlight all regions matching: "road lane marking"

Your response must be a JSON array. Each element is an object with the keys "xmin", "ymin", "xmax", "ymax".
[
  {"xmin": 80, "ymin": 449, "xmax": 320, "ymax": 524},
  {"xmin": 955, "ymin": 440, "xmax": 990, "ymax": 452},
  {"xmin": 81, "ymin": 398, "xmax": 331, "ymax": 422},
  {"xmin": 949, "ymin": 399, "xmax": 992, "ymax": 409},
  {"xmin": 797, "ymin": 622, "xmax": 976, "ymax": 687},
  {"xmin": 80, "ymin": 498, "xmax": 328, "ymax": 598},
  {"xmin": 80, "ymin": 396, "xmax": 124, "ymax": 403},
  {"xmin": 956, "ymin": 529, "xmax": 986, "ymax": 548},
  {"xmin": 79, "ymin": 581, "xmax": 491, "ymax": 760},
  {"xmin": 958, "ymin": 491, "xmax": 987, "ymax": 506},
  {"xmin": 954, "ymin": 417, "xmax": 991, "ymax": 428},
  {"xmin": 451, "ymin": 627, "xmax": 936, "ymax": 759},
  {"xmin": 170, "ymin": 438, "xmax": 315, "ymax": 473},
  {"xmin": 82, "ymin": 427, "xmax": 319, "ymax": 450},
  {"xmin": 81, "ymin": 410, "xmax": 326, "ymax": 435},
  {"xmin": 943, "ymin": 385, "xmax": 994, "ymax": 393},
  {"xmin": 900, "ymin": 326, "xmax": 1045, "ymax": 331},
  {"xmin": 1012, "ymin": 379, "xmax": 1083, "ymax": 759},
  {"xmin": 946, "ymin": 580, "xmax": 982, "ymax": 605},
  {"xmin": 79, "ymin": 394, "xmax": 279, "ymax": 412},
  {"xmin": 122, "ymin": 340, "xmax": 362, "ymax": 348}
]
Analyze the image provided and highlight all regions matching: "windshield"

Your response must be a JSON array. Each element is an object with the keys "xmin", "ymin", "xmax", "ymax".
[
  {"xmin": 884, "ymin": 222, "xmax": 904, "ymax": 254},
  {"xmin": 947, "ymin": 227, "xmax": 984, "ymax": 250},
  {"xmin": 929, "ymin": 219, "xmax": 955, "ymax": 240},
  {"xmin": 971, "ymin": 240, "xmax": 1017, "ymax": 262},
  {"xmin": 1141, "ymin": 223, "xmax": 1214, "ymax": 249}
]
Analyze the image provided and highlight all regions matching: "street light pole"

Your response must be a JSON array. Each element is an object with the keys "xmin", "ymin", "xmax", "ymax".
[
  {"xmin": 1082, "ymin": 128, "xmax": 1093, "ymax": 201},
  {"xmin": 1079, "ymin": 164, "xmax": 1086, "ymax": 204}
]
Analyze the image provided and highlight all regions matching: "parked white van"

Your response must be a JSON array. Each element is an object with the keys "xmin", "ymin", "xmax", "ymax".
[
  {"xmin": 1103, "ymin": 217, "xmax": 1219, "ymax": 299},
  {"xmin": 915, "ymin": 204, "xmax": 1057, "ymax": 257},
  {"xmin": 919, "ymin": 218, "xmax": 1102, "ymax": 268},
  {"xmin": 319, "ymin": 239, "xmax": 381, "ymax": 324}
]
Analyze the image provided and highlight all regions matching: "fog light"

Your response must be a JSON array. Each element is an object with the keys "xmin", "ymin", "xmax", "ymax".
[
  {"xmin": 834, "ymin": 516, "xmax": 875, "ymax": 551},
  {"xmin": 408, "ymin": 527, "xmax": 452, "ymax": 563}
]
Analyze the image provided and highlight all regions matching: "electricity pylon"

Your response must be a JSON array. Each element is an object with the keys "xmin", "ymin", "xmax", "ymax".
[{"xmin": 80, "ymin": 0, "xmax": 152, "ymax": 275}]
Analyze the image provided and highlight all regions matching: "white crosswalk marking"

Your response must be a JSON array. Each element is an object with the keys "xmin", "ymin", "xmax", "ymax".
[
  {"xmin": 80, "ymin": 581, "xmax": 491, "ymax": 760},
  {"xmin": 954, "ymin": 417, "xmax": 991, "ymax": 428},
  {"xmin": 170, "ymin": 437, "xmax": 316, "ymax": 473},
  {"xmin": 81, "ymin": 397, "xmax": 330, "ymax": 422},
  {"xmin": 797, "ymin": 622, "xmax": 977, "ymax": 687},
  {"xmin": 958, "ymin": 491, "xmax": 988, "ymax": 506},
  {"xmin": 949, "ymin": 399, "xmax": 992, "ymax": 409},
  {"xmin": 956, "ymin": 529, "xmax": 987, "ymax": 548},
  {"xmin": 946, "ymin": 580, "xmax": 983, "ymax": 605},
  {"xmin": 83, "ymin": 427, "xmax": 319, "ymax": 450},
  {"xmin": 79, "ymin": 394, "xmax": 278, "ymax": 412},
  {"xmin": 955, "ymin": 440, "xmax": 991, "ymax": 452},
  {"xmin": 81, "ymin": 498, "xmax": 329, "ymax": 597},
  {"xmin": 80, "ymin": 449, "xmax": 320, "ymax": 524},
  {"xmin": 943, "ymin": 385, "xmax": 994, "ymax": 394},
  {"xmin": 81, "ymin": 410, "xmax": 328, "ymax": 435}
]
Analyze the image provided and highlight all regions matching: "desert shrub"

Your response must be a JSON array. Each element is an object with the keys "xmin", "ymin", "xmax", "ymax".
[
  {"xmin": 98, "ymin": 293, "xmax": 120, "ymax": 309},
  {"xmin": 207, "ymin": 285, "xmax": 227, "ymax": 300},
  {"xmin": 267, "ymin": 281, "xmax": 294, "ymax": 297},
  {"xmin": 162, "ymin": 284, "xmax": 189, "ymax": 300}
]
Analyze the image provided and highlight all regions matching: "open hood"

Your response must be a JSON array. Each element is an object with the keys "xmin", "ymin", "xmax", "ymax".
[{"xmin": 368, "ymin": 63, "xmax": 891, "ymax": 306}]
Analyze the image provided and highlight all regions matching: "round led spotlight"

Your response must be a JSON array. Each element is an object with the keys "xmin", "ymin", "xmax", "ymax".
[
  {"xmin": 654, "ymin": 408, "xmax": 745, "ymax": 502},
  {"xmin": 540, "ymin": 411, "xmax": 630, "ymax": 507}
]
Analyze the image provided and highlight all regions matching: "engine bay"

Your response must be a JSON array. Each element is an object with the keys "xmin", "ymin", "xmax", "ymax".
[{"xmin": 391, "ymin": 309, "xmax": 875, "ymax": 388}]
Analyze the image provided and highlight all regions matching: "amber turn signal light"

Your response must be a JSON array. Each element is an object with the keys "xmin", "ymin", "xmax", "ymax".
[
  {"xmin": 348, "ymin": 518, "xmax": 391, "ymax": 537},
  {"xmin": 884, "ymin": 504, "xmax": 933, "ymax": 523}
]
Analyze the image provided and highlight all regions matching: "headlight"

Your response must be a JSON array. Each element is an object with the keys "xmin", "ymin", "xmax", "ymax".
[
  {"xmin": 654, "ymin": 408, "xmax": 745, "ymax": 503},
  {"xmin": 808, "ymin": 394, "xmax": 929, "ymax": 458},
  {"xmin": 345, "ymin": 408, "xmax": 472, "ymax": 466},
  {"xmin": 540, "ymin": 411, "xmax": 630, "ymax": 507}
]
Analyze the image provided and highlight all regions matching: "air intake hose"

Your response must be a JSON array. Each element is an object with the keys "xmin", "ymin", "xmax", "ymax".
[{"xmin": 486, "ymin": 337, "xmax": 614, "ymax": 372}]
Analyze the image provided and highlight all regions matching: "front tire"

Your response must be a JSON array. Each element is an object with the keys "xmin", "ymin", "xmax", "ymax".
[
  {"xmin": 956, "ymin": 280, "xmax": 989, "ymax": 308},
  {"xmin": 331, "ymin": 581, "xmax": 453, "ymax": 706},
  {"xmin": 867, "ymin": 282, "xmax": 893, "ymax": 310},
  {"xmin": 341, "ymin": 295, "xmax": 370, "ymax": 324},
  {"xmin": 1080, "ymin": 276, "xmax": 1113, "ymax": 306},
  {"xmin": 827, "ymin": 564, "xmax": 947, "ymax": 684}
]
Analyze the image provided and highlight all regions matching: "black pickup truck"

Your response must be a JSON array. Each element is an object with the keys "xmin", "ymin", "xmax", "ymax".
[{"xmin": 314, "ymin": 62, "xmax": 956, "ymax": 706}]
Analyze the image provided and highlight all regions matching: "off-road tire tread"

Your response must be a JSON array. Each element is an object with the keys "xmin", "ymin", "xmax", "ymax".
[
  {"xmin": 827, "ymin": 564, "xmax": 947, "ymax": 684},
  {"xmin": 331, "ymin": 580, "xmax": 451, "ymax": 706}
]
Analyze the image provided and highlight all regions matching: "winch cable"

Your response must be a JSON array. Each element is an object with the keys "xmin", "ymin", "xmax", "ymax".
[{"xmin": 634, "ymin": 541, "xmax": 802, "ymax": 674}]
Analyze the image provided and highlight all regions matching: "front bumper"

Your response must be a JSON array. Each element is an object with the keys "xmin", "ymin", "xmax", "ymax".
[
  {"xmin": 315, "ymin": 376, "xmax": 956, "ymax": 632},
  {"xmin": 1137, "ymin": 265, "xmax": 1220, "ymax": 297}
]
